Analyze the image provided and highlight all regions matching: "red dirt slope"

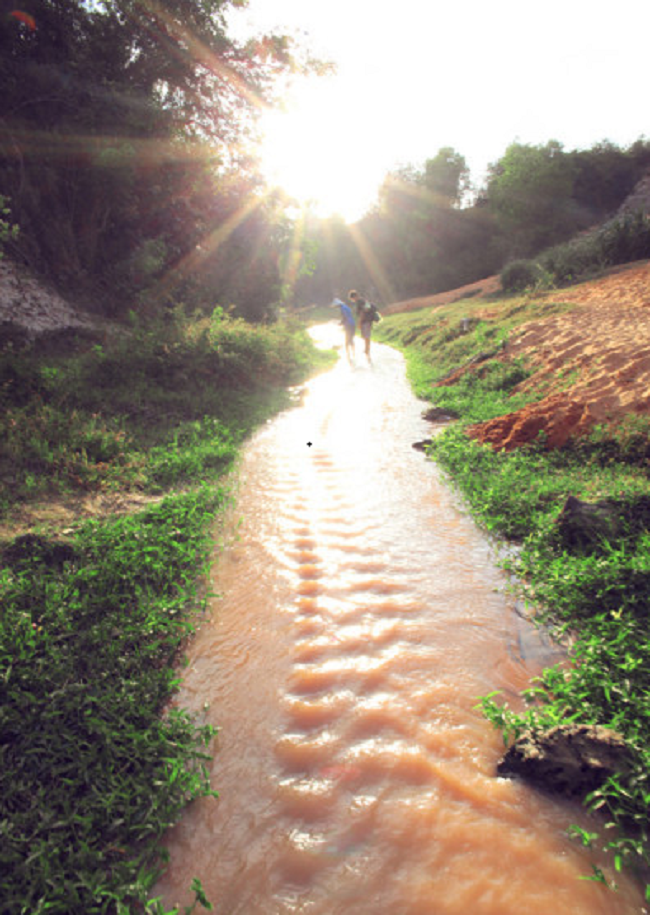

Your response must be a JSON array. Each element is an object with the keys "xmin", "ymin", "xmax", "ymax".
[
  {"xmin": 465, "ymin": 261, "xmax": 650, "ymax": 450},
  {"xmin": 383, "ymin": 275, "xmax": 502, "ymax": 316}
]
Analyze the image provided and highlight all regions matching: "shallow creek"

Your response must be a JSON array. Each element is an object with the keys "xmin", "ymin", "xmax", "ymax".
[{"xmin": 156, "ymin": 326, "xmax": 646, "ymax": 914}]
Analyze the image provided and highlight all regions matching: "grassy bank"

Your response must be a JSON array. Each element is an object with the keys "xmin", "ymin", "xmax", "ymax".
[
  {"xmin": 376, "ymin": 292, "xmax": 650, "ymax": 895},
  {"xmin": 0, "ymin": 309, "xmax": 335, "ymax": 914}
]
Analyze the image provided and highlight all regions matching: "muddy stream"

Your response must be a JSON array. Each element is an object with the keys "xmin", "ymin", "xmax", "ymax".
[{"xmin": 156, "ymin": 327, "xmax": 646, "ymax": 914}]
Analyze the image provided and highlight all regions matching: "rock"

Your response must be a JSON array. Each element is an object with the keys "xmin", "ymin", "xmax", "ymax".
[
  {"xmin": 421, "ymin": 406, "xmax": 459, "ymax": 423},
  {"xmin": 412, "ymin": 439, "xmax": 433, "ymax": 452},
  {"xmin": 497, "ymin": 724, "xmax": 633, "ymax": 798},
  {"xmin": 3, "ymin": 533, "xmax": 78, "ymax": 570},
  {"xmin": 555, "ymin": 494, "xmax": 623, "ymax": 551}
]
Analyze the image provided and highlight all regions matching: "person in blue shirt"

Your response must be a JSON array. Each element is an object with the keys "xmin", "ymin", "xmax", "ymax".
[{"xmin": 333, "ymin": 297, "xmax": 356, "ymax": 363}]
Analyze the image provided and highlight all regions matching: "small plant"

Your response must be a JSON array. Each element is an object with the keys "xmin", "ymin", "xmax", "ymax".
[
  {"xmin": 0, "ymin": 195, "xmax": 19, "ymax": 258},
  {"xmin": 1, "ymin": 490, "xmax": 224, "ymax": 913}
]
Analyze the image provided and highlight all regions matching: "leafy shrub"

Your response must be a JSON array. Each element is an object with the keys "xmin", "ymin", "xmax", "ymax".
[
  {"xmin": 0, "ymin": 404, "xmax": 145, "ymax": 509},
  {"xmin": 500, "ymin": 259, "xmax": 543, "ymax": 292},
  {"xmin": 146, "ymin": 417, "xmax": 237, "ymax": 489},
  {"xmin": 537, "ymin": 210, "xmax": 650, "ymax": 287},
  {"xmin": 0, "ymin": 491, "xmax": 222, "ymax": 914},
  {"xmin": 596, "ymin": 211, "xmax": 650, "ymax": 264},
  {"xmin": 539, "ymin": 235, "xmax": 604, "ymax": 285}
]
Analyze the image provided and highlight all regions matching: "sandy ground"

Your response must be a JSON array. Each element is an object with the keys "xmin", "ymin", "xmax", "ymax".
[
  {"xmin": 388, "ymin": 260, "xmax": 650, "ymax": 450},
  {"xmin": 382, "ymin": 275, "xmax": 502, "ymax": 316},
  {"xmin": 466, "ymin": 261, "xmax": 650, "ymax": 449}
]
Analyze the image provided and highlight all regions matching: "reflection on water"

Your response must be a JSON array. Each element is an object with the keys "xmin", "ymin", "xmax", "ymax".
[{"xmin": 156, "ymin": 325, "xmax": 646, "ymax": 914}]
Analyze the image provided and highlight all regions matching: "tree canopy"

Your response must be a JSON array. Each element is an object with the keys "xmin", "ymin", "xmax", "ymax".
[{"xmin": 0, "ymin": 0, "xmax": 296, "ymax": 318}]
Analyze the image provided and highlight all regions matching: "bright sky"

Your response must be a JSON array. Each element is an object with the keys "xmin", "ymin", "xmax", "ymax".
[{"xmin": 228, "ymin": 0, "xmax": 650, "ymax": 222}]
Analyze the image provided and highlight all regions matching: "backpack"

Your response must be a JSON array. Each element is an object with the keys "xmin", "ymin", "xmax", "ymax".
[{"xmin": 365, "ymin": 302, "xmax": 381, "ymax": 323}]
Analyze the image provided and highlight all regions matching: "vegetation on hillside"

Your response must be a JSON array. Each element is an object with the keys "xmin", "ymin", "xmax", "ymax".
[
  {"xmin": 295, "ymin": 138, "xmax": 650, "ymax": 308},
  {"xmin": 0, "ymin": 313, "xmax": 335, "ymax": 914},
  {"xmin": 376, "ymin": 289, "xmax": 650, "ymax": 898},
  {"xmin": 501, "ymin": 211, "xmax": 650, "ymax": 292}
]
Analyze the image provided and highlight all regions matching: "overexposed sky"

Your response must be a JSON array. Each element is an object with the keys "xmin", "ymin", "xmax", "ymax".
[{"xmin": 228, "ymin": 0, "xmax": 649, "ymax": 221}]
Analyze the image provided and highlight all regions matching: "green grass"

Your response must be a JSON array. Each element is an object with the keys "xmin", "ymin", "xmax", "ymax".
[
  {"xmin": 1, "ymin": 490, "xmax": 221, "ymax": 914},
  {"xmin": 378, "ymin": 287, "xmax": 650, "ymax": 896},
  {"xmin": 0, "ymin": 309, "xmax": 334, "ymax": 514},
  {"xmin": 0, "ymin": 309, "xmax": 336, "ymax": 913}
]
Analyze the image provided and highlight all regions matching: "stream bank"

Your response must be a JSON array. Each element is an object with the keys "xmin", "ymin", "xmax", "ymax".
[{"xmin": 155, "ymin": 327, "xmax": 645, "ymax": 914}]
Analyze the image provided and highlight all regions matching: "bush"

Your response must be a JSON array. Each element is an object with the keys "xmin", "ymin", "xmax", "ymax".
[
  {"xmin": 539, "ymin": 235, "xmax": 603, "ymax": 285},
  {"xmin": 0, "ymin": 491, "xmax": 222, "ymax": 914},
  {"xmin": 597, "ymin": 211, "xmax": 650, "ymax": 264},
  {"xmin": 500, "ymin": 259, "xmax": 543, "ymax": 293},
  {"xmin": 536, "ymin": 210, "xmax": 650, "ymax": 288}
]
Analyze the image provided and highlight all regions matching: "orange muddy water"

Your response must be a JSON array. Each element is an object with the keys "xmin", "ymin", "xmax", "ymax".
[{"xmin": 155, "ymin": 327, "xmax": 646, "ymax": 915}]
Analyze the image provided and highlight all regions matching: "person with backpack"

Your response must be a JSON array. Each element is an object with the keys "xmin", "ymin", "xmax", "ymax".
[{"xmin": 349, "ymin": 289, "xmax": 382, "ymax": 362}]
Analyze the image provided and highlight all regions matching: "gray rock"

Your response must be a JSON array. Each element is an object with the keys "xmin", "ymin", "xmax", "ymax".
[
  {"xmin": 555, "ymin": 494, "xmax": 622, "ymax": 551},
  {"xmin": 421, "ymin": 406, "xmax": 459, "ymax": 422}
]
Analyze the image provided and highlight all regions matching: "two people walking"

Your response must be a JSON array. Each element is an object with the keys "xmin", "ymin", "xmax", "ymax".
[{"xmin": 334, "ymin": 289, "xmax": 382, "ymax": 364}]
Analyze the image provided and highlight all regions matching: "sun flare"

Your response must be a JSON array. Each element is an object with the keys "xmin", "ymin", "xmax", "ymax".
[{"xmin": 257, "ymin": 81, "xmax": 383, "ymax": 223}]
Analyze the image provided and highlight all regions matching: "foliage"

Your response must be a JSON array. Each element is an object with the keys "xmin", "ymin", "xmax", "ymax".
[
  {"xmin": 597, "ymin": 211, "xmax": 650, "ymax": 264},
  {"xmin": 0, "ymin": 310, "xmax": 333, "ymax": 514},
  {"xmin": 535, "ymin": 211, "xmax": 650, "ymax": 287},
  {"xmin": 0, "ymin": 489, "xmax": 221, "ymax": 914},
  {"xmin": 0, "ymin": 0, "xmax": 296, "ymax": 317},
  {"xmin": 294, "ymin": 136, "xmax": 650, "ymax": 312},
  {"xmin": 570, "ymin": 139, "xmax": 650, "ymax": 220},
  {"xmin": 500, "ymin": 259, "xmax": 546, "ymax": 293},
  {"xmin": 485, "ymin": 140, "xmax": 580, "ymax": 256},
  {"xmin": 422, "ymin": 147, "xmax": 470, "ymax": 206},
  {"xmin": 0, "ymin": 194, "xmax": 19, "ymax": 257}
]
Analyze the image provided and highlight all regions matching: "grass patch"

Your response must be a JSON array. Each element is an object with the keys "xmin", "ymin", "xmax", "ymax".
[
  {"xmin": 0, "ymin": 309, "xmax": 334, "ymax": 515},
  {"xmin": 378, "ymin": 285, "xmax": 650, "ymax": 895},
  {"xmin": 0, "ymin": 309, "xmax": 336, "ymax": 913},
  {"xmin": 1, "ymin": 490, "xmax": 222, "ymax": 914}
]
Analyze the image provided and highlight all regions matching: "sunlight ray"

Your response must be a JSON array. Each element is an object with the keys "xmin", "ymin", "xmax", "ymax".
[
  {"xmin": 346, "ymin": 223, "xmax": 397, "ymax": 305},
  {"xmin": 134, "ymin": 0, "xmax": 267, "ymax": 112},
  {"xmin": 149, "ymin": 192, "xmax": 266, "ymax": 301},
  {"xmin": 0, "ymin": 126, "xmax": 219, "ymax": 168},
  {"xmin": 278, "ymin": 207, "xmax": 309, "ymax": 296}
]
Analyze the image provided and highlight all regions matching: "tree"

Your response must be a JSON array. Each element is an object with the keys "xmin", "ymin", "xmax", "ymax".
[
  {"xmin": 0, "ymin": 0, "xmax": 295, "ymax": 315},
  {"xmin": 422, "ymin": 147, "xmax": 470, "ymax": 207},
  {"xmin": 485, "ymin": 140, "xmax": 579, "ymax": 256},
  {"xmin": 571, "ymin": 139, "xmax": 650, "ymax": 221}
]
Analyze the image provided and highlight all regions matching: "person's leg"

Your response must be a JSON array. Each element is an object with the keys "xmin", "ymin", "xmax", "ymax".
[
  {"xmin": 345, "ymin": 326, "xmax": 355, "ymax": 362},
  {"xmin": 361, "ymin": 324, "xmax": 371, "ymax": 359}
]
